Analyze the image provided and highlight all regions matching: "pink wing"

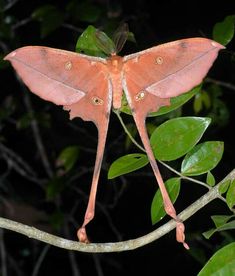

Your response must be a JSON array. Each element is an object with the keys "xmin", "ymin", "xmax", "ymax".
[
  {"xmin": 122, "ymin": 38, "xmax": 224, "ymax": 248},
  {"xmin": 5, "ymin": 46, "xmax": 112, "ymax": 243},
  {"xmin": 123, "ymin": 38, "xmax": 224, "ymax": 100}
]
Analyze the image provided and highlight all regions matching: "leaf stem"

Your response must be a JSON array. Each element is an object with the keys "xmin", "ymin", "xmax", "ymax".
[
  {"xmin": 115, "ymin": 109, "xmax": 211, "ymax": 189},
  {"xmin": 113, "ymin": 109, "xmax": 145, "ymax": 152},
  {"xmin": 157, "ymin": 159, "xmax": 210, "ymax": 189}
]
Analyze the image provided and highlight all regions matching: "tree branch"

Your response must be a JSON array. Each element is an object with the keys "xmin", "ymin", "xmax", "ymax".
[{"xmin": 0, "ymin": 169, "xmax": 234, "ymax": 253}]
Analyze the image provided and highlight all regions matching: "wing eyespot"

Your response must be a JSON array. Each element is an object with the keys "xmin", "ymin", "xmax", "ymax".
[
  {"xmin": 135, "ymin": 91, "xmax": 145, "ymax": 101},
  {"xmin": 155, "ymin": 56, "xmax": 163, "ymax": 65},
  {"xmin": 92, "ymin": 96, "xmax": 104, "ymax": 105},
  {"xmin": 65, "ymin": 61, "xmax": 72, "ymax": 70}
]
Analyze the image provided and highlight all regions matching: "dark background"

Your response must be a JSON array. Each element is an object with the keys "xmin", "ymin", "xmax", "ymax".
[{"xmin": 1, "ymin": 0, "xmax": 235, "ymax": 275}]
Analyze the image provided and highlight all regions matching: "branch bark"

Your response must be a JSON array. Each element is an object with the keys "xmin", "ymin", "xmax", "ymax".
[{"xmin": 0, "ymin": 169, "xmax": 234, "ymax": 253}]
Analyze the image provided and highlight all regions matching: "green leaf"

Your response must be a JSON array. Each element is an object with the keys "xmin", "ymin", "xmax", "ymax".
[
  {"xmin": 203, "ymin": 220, "xmax": 235, "ymax": 239},
  {"xmin": 32, "ymin": 5, "xmax": 64, "ymax": 37},
  {"xmin": 213, "ymin": 15, "xmax": 235, "ymax": 45},
  {"xmin": 206, "ymin": 171, "xmax": 216, "ymax": 186},
  {"xmin": 198, "ymin": 242, "xmax": 235, "ymax": 276},
  {"xmin": 151, "ymin": 86, "xmax": 201, "ymax": 117},
  {"xmin": 193, "ymin": 89, "xmax": 212, "ymax": 113},
  {"xmin": 181, "ymin": 141, "xmax": 224, "ymax": 176},
  {"xmin": 219, "ymin": 180, "xmax": 231, "ymax": 195},
  {"xmin": 108, "ymin": 153, "xmax": 149, "ymax": 179},
  {"xmin": 226, "ymin": 179, "xmax": 235, "ymax": 209},
  {"xmin": 202, "ymin": 228, "xmax": 216, "ymax": 239},
  {"xmin": 56, "ymin": 146, "xmax": 80, "ymax": 172},
  {"xmin": 201, "ymin": 91, "xmax": 211, "ymax": 109},
  {"xmin": 120, "ymin": 86, "xmax": 200, "ymax": 116},
  {"xmin": 193, "ymin": 93, "xmax": 203, "ymax": 113},
  {"xmin": 211, "ymin": 215, "xmax": 235, "ymax": 228},
  {"xmin": 75, "ymin": 25, "xmax": 106, "ymax": 57},
  {"xmin": 151, "ymin": 177, "xmax": 181, "ymax": 224},
  {"xmin": 120, "ymin": 94, "xmax": 131, "ymax": 114},
  {"xmin": 150, "ymin": 117, "xmax": 211, "ymax": 161}
]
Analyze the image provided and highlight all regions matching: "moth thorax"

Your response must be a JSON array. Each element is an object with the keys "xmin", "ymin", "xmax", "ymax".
[
  {"xmin": 112, "ymin": 59, "xmax": 118, "ymax": 67},
  {"xmin": 109, "ymin": 55, "xmax": 123, "ymax": 73}
]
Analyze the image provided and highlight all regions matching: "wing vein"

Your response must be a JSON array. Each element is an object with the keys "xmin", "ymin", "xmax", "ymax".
[
  {"xmin": 146, "ymin": 47, "xmax": 217, "ymax": 90},
  {"xmin": 12, "ymin": 56, "xmax": 87, "ymax": 95}
]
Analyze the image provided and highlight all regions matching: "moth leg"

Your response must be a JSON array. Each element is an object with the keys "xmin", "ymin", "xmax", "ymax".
[
  {"xmin": 77, "ymin": 122, "xmax": 108, "ymax": 243},
  {"xmin": 133, "ymin": 114, "xmax": 189, "ymax": 249}
]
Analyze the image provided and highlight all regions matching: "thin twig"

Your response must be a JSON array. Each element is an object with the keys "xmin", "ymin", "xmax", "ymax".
[
  {"xmin": 0, "ymin": 142, "xmax": 44, "ymax": 185},
  {"xmin": 3, "ymin": 0, "xmax": 19, "ymax": 11},
  {"xmin": 7, "ymin": 254, "xmax": 24, "ymax": 276},
  {"xmin": 92, "ymin": 255, "xmax": 104, "ymax": 276},
  {"xmin": 61, "ymin": 23, "xmax": 84, "ymax": 34},
  {"xmin": 0, "ymin": 142, "xmax": 36, "ymax": 176},
  {"xmin": 0, "ymin": 169, "xmax": 234, "ymax": 253},
  {"xmin": 31, "ymin": 244, "xmax": 50, "ymax": 276},
  {"xmin": 157, "ymin": 159, "xmax": 210, "ymax": 189},
  {"xmin": 12, "ymin": 18, "xmax": 32, "ymax": 30},
  {"xmin": 206, "ymin": 77, "xmax": 235, "ymax": 91},
  {"xmin": 0, "ymin": 41, "xmax": 8, "ymax": 52},
  {"xmin": 113, "ymin": 109, "xmax": 145, "ymax": 152},
  {"xmin": 20, "ymin": 84, "xmax": 53, "ymax": 178},
  {"xmin": 68, "ymin": 250, "xmax": 81, "ymax": 276}
]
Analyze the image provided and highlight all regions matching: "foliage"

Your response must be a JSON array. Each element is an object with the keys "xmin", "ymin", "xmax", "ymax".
[
  {"xmin": 213, "ymin": 15, "xmax": 235, "ymax": 46},
  {"xmin": 151, "ymin": 177, "xmax": 181, "ymax": 224},
  {"xmin": 0, "ymin": 1, "xmax": 235, "ymax": 275},
  {"xmin": 198, "ymin": 242, "xmax": 235, "ymax": 275},
  {"xmin": 75, "ymin": 25, "xmax": 107, "ymax": 57}
]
